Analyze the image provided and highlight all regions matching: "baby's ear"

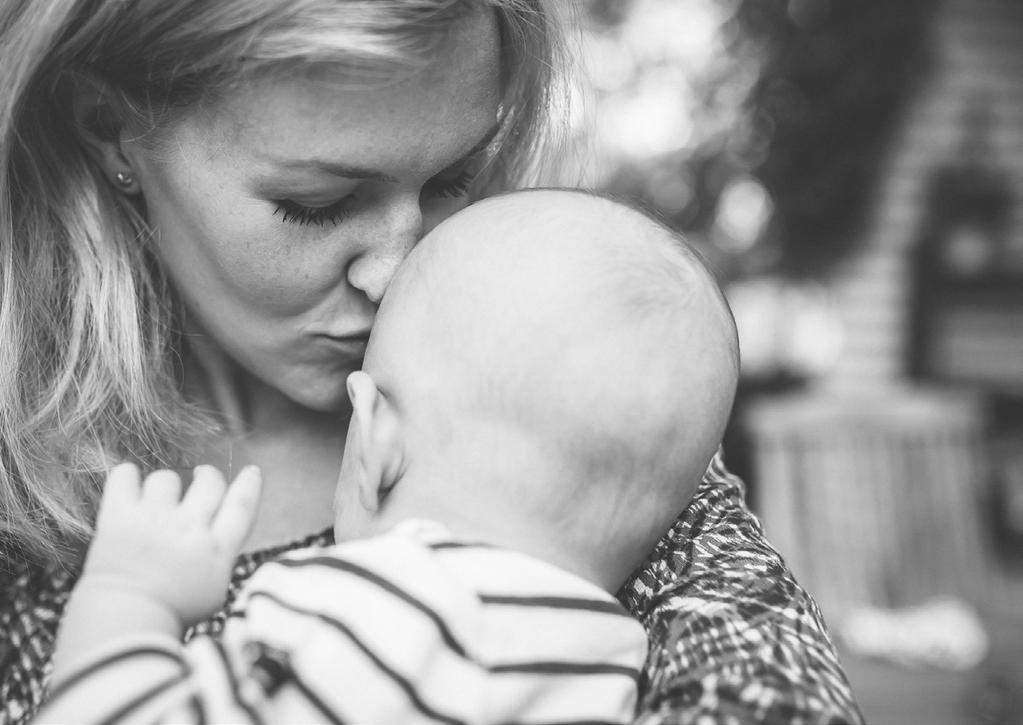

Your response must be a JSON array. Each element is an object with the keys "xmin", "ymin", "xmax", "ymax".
[{"xmin": 346, "ymin": 371, "xmax": 404, "ymax": 511}]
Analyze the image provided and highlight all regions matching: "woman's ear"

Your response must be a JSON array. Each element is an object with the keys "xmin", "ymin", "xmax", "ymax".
[
  {"xmin": 346, "ymin": 371, "xmax": 405, "ymax": 512},
  {"xmin": 69, "ymin": 73, "xmax": 141, "ymax": 195}
]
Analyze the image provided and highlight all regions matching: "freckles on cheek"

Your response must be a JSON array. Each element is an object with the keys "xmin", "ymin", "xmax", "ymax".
[
  {"xmin": 226, "ymin": 243, "xmax": 338, "ymax": 314},
  {"xmin": 199, "ymin": 206, "xmax": 308, "ymax": 307},
  {"xmin": 229, "ymin": 255, "xmax": 306, "ymax": 309}
]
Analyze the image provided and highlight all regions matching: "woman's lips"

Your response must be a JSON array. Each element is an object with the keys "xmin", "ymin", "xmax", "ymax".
[{"xmin": 314, "ymin": 332, "xmax": 370, "ymax": 358}]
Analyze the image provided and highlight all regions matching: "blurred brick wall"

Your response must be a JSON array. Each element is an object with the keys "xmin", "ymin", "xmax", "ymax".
[{"xmin": 822, "ymin": 0, "xmax": 1023, "ymax": 391}]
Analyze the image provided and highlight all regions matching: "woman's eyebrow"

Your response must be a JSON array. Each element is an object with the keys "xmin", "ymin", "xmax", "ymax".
[
  {"xmin": 268, "ymin": 159, "xmax": 399, "ymax": 182},
  {"xmin": 258, "ymin": 123, "xmax": 500, "ymax": 182}
]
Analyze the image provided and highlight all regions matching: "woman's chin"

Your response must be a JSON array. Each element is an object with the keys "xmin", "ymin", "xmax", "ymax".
[
  {"xmin": 263, "ymin": 355, "xmax": 360, "ymax": 415},
  {"xmin": 287, "ymin": 378, "xmax": 355, "ymax": 415}
]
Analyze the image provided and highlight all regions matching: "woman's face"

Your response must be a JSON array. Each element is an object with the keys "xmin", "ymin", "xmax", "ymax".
[{"xmin": 123, "ymin": 9, "xmax": 501, "ymax": 412}]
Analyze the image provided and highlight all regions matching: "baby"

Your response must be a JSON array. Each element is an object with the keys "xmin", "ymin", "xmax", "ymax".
[{"xmin": 39, "ymin": 189, "xmax": 739, "ymax": 724}]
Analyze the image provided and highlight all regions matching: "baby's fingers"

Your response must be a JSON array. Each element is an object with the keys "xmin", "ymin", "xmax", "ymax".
[
  {"xmin": 142, "ymin": 469, "xmax": 183, "ymax": 505},
  {"xmin": 181, "ymin": 465, "xmax": 228, "ymax": 521},
  {"xmin": 212, "ymin": 466, "xmax": 262, "ymax": 553},
  {"xmin": 99, "ymin": 463, "xmax": 142, "ymax": 514}
]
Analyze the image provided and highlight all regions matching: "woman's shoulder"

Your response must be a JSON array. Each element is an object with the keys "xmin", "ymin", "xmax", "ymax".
[
  {"xmin": 619, "ymin": 450, "xmax": 764, "ymax": 608},
  {"xmin": 0, "ymin": 560, "xmax": 75, "ymax": 725},
  {"xmin": 619, "ymin": 451, "xmax": 864, "ymax": 724},
  {"xmin": 0, "ymin": 528, "xmax": 334, "ymax": 725}
]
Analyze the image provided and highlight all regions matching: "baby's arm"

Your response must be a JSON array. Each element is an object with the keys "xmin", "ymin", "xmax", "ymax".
[
  {"xmin": 40, "ymin": 511, "xmax": 486, "ymax": 724},
  {"xmin": 50, "ymin": 463, "xmax": 261, "ymax": 686}
]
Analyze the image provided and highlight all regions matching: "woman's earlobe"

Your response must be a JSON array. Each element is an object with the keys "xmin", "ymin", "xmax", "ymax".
[
  {"xmin": 68, "ymin": 73, "xmax": 141, "ymax": 195},
  {"xmin": 111, "ymin": 169, "xmax": 139, "ymax": 194}
]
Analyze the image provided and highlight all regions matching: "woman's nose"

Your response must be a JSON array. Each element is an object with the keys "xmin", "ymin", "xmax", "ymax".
[{"xmin": 347, "ymin": 193, "xmax": 423, "ymax": 305}]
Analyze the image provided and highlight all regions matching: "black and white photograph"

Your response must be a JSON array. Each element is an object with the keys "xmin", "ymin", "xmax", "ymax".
[{"xmin": 0, "ymin": 1, "xmax": 1020, "ymax": 724}]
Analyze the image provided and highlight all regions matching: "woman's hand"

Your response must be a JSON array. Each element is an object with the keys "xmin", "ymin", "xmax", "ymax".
[{"xmin": 81, "ymin": 463, "xmax": 263, "ymax": 628}]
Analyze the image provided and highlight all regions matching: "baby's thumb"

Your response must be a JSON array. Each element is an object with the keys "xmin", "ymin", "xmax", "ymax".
[{"xmin": 212, "ymin": 466, "xmax": 262, "ymax": 553}]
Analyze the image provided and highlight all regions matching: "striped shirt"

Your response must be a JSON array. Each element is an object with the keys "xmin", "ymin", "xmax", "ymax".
[
  {"xmin": 3, "ymin": 451, "xmax": 865, "ymax": 725},
  {"xmin": 36, "ymin": 519, "xmax": 647, "ymax": 725}
]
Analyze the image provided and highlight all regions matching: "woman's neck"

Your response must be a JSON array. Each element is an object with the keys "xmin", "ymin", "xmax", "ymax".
[{"xmin": 180, "ymin": 332, "xmax": 347, "ymax": 551}]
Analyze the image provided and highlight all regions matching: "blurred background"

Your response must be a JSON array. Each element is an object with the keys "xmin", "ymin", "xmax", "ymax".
[{"xmin": 560, "ymin": 1, "xmax": 1023, "ymax": 723}]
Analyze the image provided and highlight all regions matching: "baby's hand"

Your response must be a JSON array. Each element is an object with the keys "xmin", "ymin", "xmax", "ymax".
[{"xmin": 81, "ymin": 463, "xmax": 262, "ymax": 628}]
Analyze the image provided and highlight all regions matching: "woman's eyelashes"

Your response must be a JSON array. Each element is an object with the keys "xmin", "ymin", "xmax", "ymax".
[
  {"xmin": 273, "ymin": 197, "xmax": 351, "ymax": 227},
  {"xmin": 422, "ymin": 167, "xmax": 476, "ymax": 199},
  {"xmin": 271, "ymin": 163, "xmax": 482, "ymax": 228}
]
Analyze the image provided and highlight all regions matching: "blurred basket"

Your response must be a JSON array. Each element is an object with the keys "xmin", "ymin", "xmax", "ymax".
[{"xmin": 744, "ymin": 386, "xmax": 992, "ymax": 623}]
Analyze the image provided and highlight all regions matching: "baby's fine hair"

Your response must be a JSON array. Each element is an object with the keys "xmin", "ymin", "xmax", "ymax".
[
  {"xmin": 509, "ymin": 190, "xmax": 739, "ymax": 570},
  {"xmin": 389, "ymin": 189, "xmax": 740, "ymax": 573}
]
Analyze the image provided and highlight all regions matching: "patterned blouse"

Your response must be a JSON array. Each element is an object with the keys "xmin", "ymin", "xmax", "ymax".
[{"xmin": 0, "ymin": 453, "xmax": 864, "ymax": 725}]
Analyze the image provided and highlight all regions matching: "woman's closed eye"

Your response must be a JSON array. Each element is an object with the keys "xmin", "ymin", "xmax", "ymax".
[
  {"xmin": 272, "ymin": 196, "xmax": 352, "ymax": 227},
  {"xmin": 271, "ymin": 155, "xmax": 485, "ymax": 228},
  {"xmin": 423, "ymin": 167, "xmax": 476, "ymax": 199},
  {"xmin": 423, "ymin": 151, "xmax": 489, "ymax": 201}
]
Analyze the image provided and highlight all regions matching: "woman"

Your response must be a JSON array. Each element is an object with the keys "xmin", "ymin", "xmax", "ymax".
[{"xmin": 0, "ymin": 1, "xmax": 862, "ymax": 723}]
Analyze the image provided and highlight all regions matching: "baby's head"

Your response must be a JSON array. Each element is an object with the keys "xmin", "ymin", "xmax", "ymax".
[{"xmin": 335, "ymin": 189, "xmax": 738, "ymax": 591}]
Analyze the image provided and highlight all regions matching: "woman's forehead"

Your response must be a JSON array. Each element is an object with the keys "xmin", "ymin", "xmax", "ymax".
[{"xmin": 173, "ymin": 8, "xmax": 501, "ymax": 172}]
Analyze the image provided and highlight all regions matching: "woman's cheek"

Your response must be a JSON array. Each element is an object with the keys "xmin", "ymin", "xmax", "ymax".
[
  {"xmin": 213, "ymin": 226, "xmax": 348, "ymax": 314},
  {"xmin": 236, "ymin": 257, "xmax": 340, "ymax": 314}
]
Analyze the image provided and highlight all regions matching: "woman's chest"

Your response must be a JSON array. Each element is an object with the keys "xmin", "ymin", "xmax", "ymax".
[{"xmin": 197, "ymin": 424, "xmax": 343, "ymax": 551}]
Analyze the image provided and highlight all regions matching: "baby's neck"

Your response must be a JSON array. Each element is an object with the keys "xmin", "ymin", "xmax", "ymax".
[{"xmin": 374, "ymin": 491, "xmax": 624, "ymax": 594}]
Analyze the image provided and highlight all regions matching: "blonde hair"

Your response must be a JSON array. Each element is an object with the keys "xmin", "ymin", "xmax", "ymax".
[{"xmin": 0, "ymin": 0, "xmax": 565, "ymax": 572}]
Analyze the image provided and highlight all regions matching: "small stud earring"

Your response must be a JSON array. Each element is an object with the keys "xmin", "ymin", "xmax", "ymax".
[{"xmin": 114, "ymin": 170, "xmax": 134, "ymax": 188}]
